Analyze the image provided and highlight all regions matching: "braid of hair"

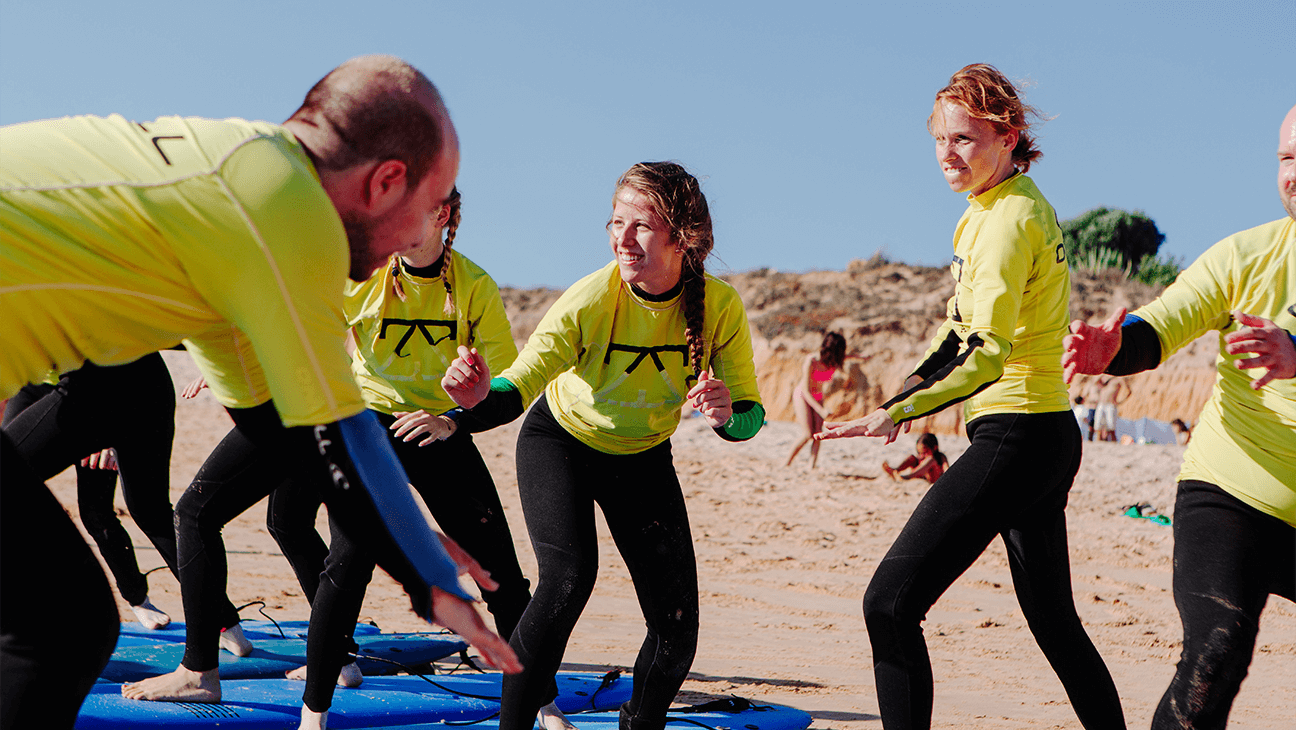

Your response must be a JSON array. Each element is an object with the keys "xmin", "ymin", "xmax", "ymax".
[
  {"xmin": 389, "ymin": 255, "xmax": 407, "ymax": 302},
  {"xmin": 682, "ymin": 255, "xmax": 707, "ymax": 377},
  {"xmin": 440, "ymin": 187, "xmax": 462, "ymax": 317}
]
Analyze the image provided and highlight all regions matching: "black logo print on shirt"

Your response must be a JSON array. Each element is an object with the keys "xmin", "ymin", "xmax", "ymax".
[{"xmin": 379, "ymin": 318, "xmax": 457, "ymax": 357}]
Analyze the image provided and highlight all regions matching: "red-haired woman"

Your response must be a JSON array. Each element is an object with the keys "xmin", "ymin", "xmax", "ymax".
[
  {"xmin": 819, "ymin": 65, "xmax": 1126, "ymax": 729},
  {"xmin": 444, "ymin": 162, "xmax": 763, "ymax": 730}
]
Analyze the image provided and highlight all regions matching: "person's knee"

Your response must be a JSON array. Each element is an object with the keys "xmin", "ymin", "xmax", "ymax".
[
  {"xmin": 173, "ymin": 484, "xmax": 206, "ymax": 531},
  {"xmin": 1177, "ymin": 618, "xmax": 1257, "ymax": 700},
  {"xmin": 534, "ymin": 545, "xmax": 598, "ymax": 606},
  {"xmin": 862, "ymin": 582, "xmax": 895, "ymax": 628}
]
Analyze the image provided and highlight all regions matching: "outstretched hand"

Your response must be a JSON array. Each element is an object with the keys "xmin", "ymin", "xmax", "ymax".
[
  {"xmin": 391, "ymin": 410, "xmax": 456, "ymax": 446},
  {"xmin": 437, "ymin": 532, "xmax": 498, "ymax": 592},
  {"xmin": 441, "ymin": 346, "xmax": 491, "ymax": 409},
  {"xmin": 687, "ymin": 370, "xmax": 733, "ymax": 428},
  {"xmin": 429, "ymin": 587, "xmax": 522, "ymax": 673},
  {"xmin": 1224, "ymin": 311, "xmax": 1296, "ymax": 389},
  {"xmin": 817, "ymin": 408, "xmax": 902, "ymax": 444},
  {"xmin": 1062, "ymin": 307, "xmax": 1125, "ymax": 384},
  {"xmin": 181, "ymin": 376, "xmax": 208, "ymax": 399}
]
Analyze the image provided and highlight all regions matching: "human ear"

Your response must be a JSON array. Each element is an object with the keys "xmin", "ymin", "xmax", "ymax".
[
  {"xmin": 364, "ymin": 160, "xmax": 409, "ymax": 212},
  {"xmin": 433, "ymin": 202, "xmax": 452, "ymax": 228}
]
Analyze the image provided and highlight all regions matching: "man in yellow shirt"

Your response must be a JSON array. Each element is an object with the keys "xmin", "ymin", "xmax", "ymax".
[
  {"xmin": 1063, "ymin": 104, "xmax": 1295, "ymax": 729},
  {"xmin": 1, "ymin": 56, "xmax": 517, "ymax": 730}
]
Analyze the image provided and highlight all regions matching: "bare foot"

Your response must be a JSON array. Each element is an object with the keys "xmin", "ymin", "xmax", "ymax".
[
  {"xmin": 882, "ymin": 463, "xmax": 898, "ymax": 482},
  {"xmin": 299, "ymin": 704, "xmax": 328, "ymax": 730},
  {"xmin": 220, "ymin": 624, "xmax": 254, "ymax": 657},
  {"xmin": 121, "ymin": 666, "xmax": 220, "ymax": 702},
  {"xmin": 538, "ymin": 702, "xmax": 577, "ymax": 730},
  {"xmin": 130, "ymin": 598, "xmax": 171, "ymax": 630},
  {"xmin": 285, "ymin": 661, "xmax": 363, "ymax": 688}
]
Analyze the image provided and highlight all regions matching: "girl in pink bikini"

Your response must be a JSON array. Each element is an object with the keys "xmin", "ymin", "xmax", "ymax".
[{"xmin": 785, "ymin": 331, "xmax": 847, "ymax": 468}]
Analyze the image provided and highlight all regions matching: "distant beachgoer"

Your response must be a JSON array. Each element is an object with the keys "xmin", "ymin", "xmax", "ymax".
[
  {"xmin": 1170, "ymin": 418, "xmax": 1191, "ymax": 445},
  {"xmin": 1091, "ymin": 373, "xmax": 1131, "ymax": 441},
  {"xmin": 881, "ymin": 432, "xmax": 947, "ymax": 483},
  {"xmin": 817, "ymin": 64, "xmax": 1126, "ymax": 729},
  {"xmin": 1063, "ymin": 103, "xmax": 1295, "ymax": 730},
  {"xmin": 1071, "ymin": 394, "xmax": 1092, "ymax": 441},
  {"xmin": 443, "ymin": 162, "xmax": 763, "ymax": 730},
  {"xmin": 785, "ymin": 331, "xmax": 847, "ymax": 468}
]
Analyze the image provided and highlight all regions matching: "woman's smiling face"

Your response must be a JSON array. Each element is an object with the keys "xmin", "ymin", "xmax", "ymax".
[
  {"xmin": 607, "ymin": 187, "xmax": 683, "ymax": 295},
  {"xmin": 932, "ymin": 100, "xmax": 1017, "ymax": 197}
]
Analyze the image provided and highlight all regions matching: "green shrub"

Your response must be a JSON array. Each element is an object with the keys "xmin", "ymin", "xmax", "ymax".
[
  {"xmin": 1062, "ymin": 207, "xmax": 1165, "ymax": 274},
  {"xmin": 1132, "ymin": 253, "xmax": 1182, "ymax": 287}
]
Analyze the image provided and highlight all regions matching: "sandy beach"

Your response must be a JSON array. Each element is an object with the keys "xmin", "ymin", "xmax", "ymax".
[{"xmin": 48, "ymin": 349, "xmax": 1293, "ymax": 729}]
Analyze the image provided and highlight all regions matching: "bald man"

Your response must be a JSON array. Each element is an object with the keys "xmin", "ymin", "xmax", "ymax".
[
  {"xmin": 1064, "ymin": 104, "xmax": 1295, "ymax": 729},
  {"xmin": 0, "ymin": 56, "xmax": 518, "ymax": 730}
]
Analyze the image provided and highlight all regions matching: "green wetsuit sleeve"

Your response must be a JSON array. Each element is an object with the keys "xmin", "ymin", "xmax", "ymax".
[
  {"xmin": 715, "ymin": 400, "xmax": 764, "ymax": 442},
  {"xmin": 456, "ymin": 377, "xmax": 525, "ymax": 433}
]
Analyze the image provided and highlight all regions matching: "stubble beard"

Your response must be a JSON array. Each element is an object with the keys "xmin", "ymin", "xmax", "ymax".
[{"xmin": 342, "ymin": 211, "xmax": 380, "ymax": 282}]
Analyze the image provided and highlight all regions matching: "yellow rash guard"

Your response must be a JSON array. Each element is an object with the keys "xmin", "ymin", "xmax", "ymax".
[
  {"xmin": 884, "ymin": 173, "xmax": 1072, "ymax": 426},
  {"xmin": 499, "ymin": 262, "xmax": 761, "ymax": 454},
  {"xmin": 1132, "ymin": 217, "xmax": 1296, "ymax": 526},
  {"xmin": 347, "ymin": 251, "xmax": 518, "ymax": 415},
  {"xmin": 0, "ymin": 114, "xmax": 363, "ymax": 426}
]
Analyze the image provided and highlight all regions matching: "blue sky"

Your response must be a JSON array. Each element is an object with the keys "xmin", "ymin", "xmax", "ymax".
[{"xmin": 2, "ymin": 1, "xmax": 1289, "ymax": 288}]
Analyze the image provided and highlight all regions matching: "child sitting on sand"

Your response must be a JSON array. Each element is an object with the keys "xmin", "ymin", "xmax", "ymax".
[{"xmin": 881, "ymin": 433, "xmax": 947, "ymax": 484}]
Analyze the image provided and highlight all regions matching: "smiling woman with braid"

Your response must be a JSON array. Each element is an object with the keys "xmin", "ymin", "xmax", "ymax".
[{"xmin": 443, "ymin": 162, "xmax": 763, "ymax": 730}]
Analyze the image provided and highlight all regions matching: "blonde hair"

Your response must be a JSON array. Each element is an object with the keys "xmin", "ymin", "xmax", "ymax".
[
  {"xmin": 928, "ymin": 63, "xmax": 1044, "ymax": 172},
  {"xmin": 390, "ymin": 186, "xmax": 462, "ymax": 317},
  {"xmin": 614, "ymin": 162, "xmax": 714, "ymax": 375}
]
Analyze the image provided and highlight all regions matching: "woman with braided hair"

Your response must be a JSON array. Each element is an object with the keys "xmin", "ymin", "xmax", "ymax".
[
  {"xmin": 241, "ymin": 188, "xmax": 533, "ymax": 730},
  {"xmin": 443, "ymin": 162, "xmax": 763, "ymax": 730}
]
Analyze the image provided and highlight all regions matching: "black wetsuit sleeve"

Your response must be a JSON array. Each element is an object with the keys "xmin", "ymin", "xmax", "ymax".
[
  {"xmin": 453, "ymin": 377, "xmax": 526, "ymax": 433},
  {"xmin": 1107, "ymin": 315, "xmax": 1163, "ymax": 376},
  {"xmin": 715, "ymin": 400, "xmax": 764, "ymax": 442},
  {"xmin": 912, "ymin": 328, "xmax": 963, "ymax": 380}
]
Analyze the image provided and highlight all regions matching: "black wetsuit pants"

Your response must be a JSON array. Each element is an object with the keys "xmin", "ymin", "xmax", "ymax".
[
  {"xmin": 173, "ymin": 401, "xmax": 438, "ymax": 673},
  {"xmin": 861, "ymin": 411, "xmax": 1126, "ymax": 730},
  {"xmin": 1, "ymin": 354, "xmax": 185, "ymax": 607},
  {"xmin": 498, "ymin": 396, "xmax": 699, "ymax": 730},
  {"xmin": 0, "ymin": 431, "xmax": 119, "ymax": 730},
  {"xmin": 286, "ymin": 411, "xmax": 532, "ymax": 712},
  {"xmin": 1151, "ymin": 480, "xmax": 1295, "ymax": 730}
]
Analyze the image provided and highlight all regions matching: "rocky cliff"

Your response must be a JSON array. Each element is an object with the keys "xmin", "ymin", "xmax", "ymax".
[{"xmin": 498, "ymin": 258, "xmax": 1217, "ymax": 434}]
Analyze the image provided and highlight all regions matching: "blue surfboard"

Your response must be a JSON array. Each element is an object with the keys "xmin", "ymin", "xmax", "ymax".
[
  {"xmin": 100, "ymin": 633, "xmax": 467, "ymax": 682},
  {"xmin": 74, "ymin": 671, "xmax": 632, "ymax": 729},
  {"xmin": 326, "ymin": 698, "xmax": 813, "ymax": 730},
  {"xmin": 115, "ymin": 620, "xmax": 383, "ymax": 648}
]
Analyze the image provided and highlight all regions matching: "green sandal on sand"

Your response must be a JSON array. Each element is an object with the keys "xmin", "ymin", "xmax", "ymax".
[{"xmin": 1123, "ymin": 503, "xmax": 1171, "ymax": 526}]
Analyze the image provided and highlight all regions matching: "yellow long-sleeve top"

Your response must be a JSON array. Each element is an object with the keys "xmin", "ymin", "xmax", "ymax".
[
  {"xmin": 0, "ymin": 114, "xmax": 362, "ymax": 427},
  {"xmin": 1131, "ymin": 217, "xmax": 1296, "ymax": 526},
  {"xmin": 498, "ymin": 262, "xmax": 761, "ymax": 454},
  {"xmin": 884, "ymin": 173, "xmax": 1072, "ymax": 425},
  {"xmin": 346, "ymin": 251, "xmax": 518, "ymax": 415}
]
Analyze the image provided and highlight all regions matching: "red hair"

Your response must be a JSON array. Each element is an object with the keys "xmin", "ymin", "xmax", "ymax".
[{"xmin": 928, "ymin": 63, "xmax": 1043, "ymax": 172}]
